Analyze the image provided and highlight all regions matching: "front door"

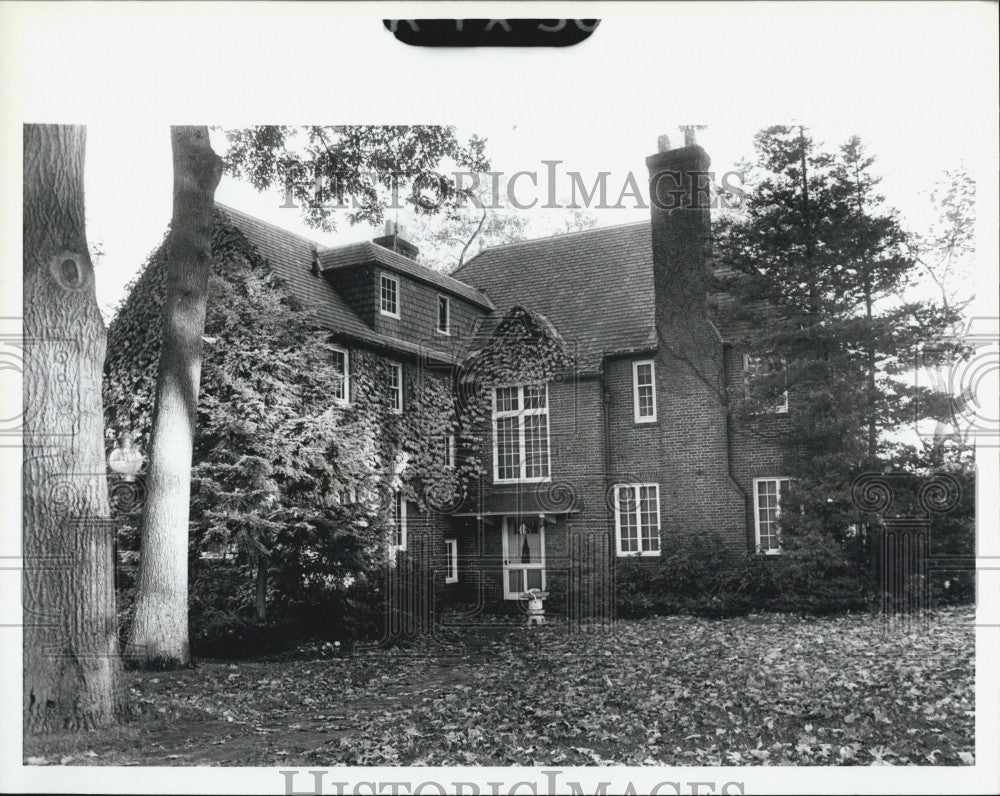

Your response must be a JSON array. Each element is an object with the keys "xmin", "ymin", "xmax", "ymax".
[{"xmin": 501, "ymin": 516, "xmax": 546, "ymax": 599}]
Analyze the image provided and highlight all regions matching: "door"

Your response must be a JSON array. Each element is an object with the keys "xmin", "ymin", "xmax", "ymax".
[{"xmin": 501, "ymin": 516, "xmax": 546, "ymax": 599}]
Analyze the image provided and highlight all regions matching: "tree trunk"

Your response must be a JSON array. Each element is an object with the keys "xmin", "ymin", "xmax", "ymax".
[
  {"xmin": 255, "ymin": 557, "xmax": 268, "ymax": 623},
  {"xmin": 126, "ymin": 127, "xmax": 222, "ymax": 668},
  {"xmin": 23, "ymin": 124, "xmax": 128, "ymax": 732}
]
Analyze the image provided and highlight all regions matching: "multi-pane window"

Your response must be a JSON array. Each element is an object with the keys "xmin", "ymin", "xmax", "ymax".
[
  {"xmin": 437, "ymin": 295, "xmax": 450, "ymax": 334},
  {"xmin": 380, "ymin": 274, "xmax": 399, "ymax": 317},
  {"xmin": 444, "ymin": 538, "xmax": 458, "ymax": 583},
  {"xmin": 744, "ymin": 354, "xmax": 788, "ymax": 413},
  {"xmin": 443, "ymin": 434, "xmax": 455, "ymax": 469},
  {"xmin": 390, "ymin": 490, "xmax": 407, "ymax": 554},
  {"xmin": 336, "ymin": 486, "xmax": 357, "ymax": 506},
  {"xmin": 492, "ymin": 384, "xmax": 550, "ymax": 483},
  {"xmin": 331, "ymin": 346, "xmax": 349, "ymax": 405},
  {"xmin": 388, "ymin": 362, "xmax": 403, "ymax": 414},
  {"xmin": 633, "ymin": 359, "xmax": 656, "ymax": 422},
  {"xmin": 614, "ymin": 483, "xmax": 661, "ymax": 556},
  {"xmin": 754, "ymin": 477, "xmax": 790, "ymax": 554}
]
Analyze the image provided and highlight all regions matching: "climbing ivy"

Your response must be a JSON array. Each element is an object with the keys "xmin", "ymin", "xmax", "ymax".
[
  {"xmin": 104, "ymin": 213, "xmax": 464, "ymax": 612},
  {"xmin": 455, "ymin": 306, "xmax": 576, "ymax": 480}
]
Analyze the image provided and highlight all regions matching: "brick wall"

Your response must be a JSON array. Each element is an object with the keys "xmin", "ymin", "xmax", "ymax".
[{"xmin": 723, "ymin": 344, "xmax": 792, "ymax": 551}]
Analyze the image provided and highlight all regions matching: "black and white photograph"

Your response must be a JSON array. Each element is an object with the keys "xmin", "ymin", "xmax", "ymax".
[{"xmin": 2, "ymin": 3, "xmax": 998, "ymax": 794}]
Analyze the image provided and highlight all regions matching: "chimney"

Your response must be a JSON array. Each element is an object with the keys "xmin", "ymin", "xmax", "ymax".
[
  {"xmin": 373, "ymin": 219, "xmax": 419, "ymax": 261},
  {"xmin": 645, "ymin": 128, "xmax": 712, "ymax": 313}
]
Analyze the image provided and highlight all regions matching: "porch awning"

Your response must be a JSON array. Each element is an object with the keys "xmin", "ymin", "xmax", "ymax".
[{"xmin": 450, "ymin": 486, "xmax": 583, "ymax": 517}]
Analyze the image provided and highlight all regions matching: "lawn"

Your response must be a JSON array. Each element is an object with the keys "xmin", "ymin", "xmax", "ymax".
[{"xmin": 24, "ymin": 606, "xmax": 975, "ymax": 766}]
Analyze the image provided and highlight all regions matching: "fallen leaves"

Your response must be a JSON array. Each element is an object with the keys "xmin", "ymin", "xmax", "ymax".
[{"xmin": 23, "ymin": 606, "xmax": 975, "ymax": 767}]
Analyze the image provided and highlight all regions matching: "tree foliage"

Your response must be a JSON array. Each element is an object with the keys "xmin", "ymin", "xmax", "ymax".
[
  {"xmin": 714, "ymin": 126, "xmax": 966, "ymax": 556},
  {"xmin": 105, "ymin": 214, "xmax": 465, "ymax": 628},
  {"xmin": 224, "ymin": 126, "xmax": 490, "ymax": 232}
]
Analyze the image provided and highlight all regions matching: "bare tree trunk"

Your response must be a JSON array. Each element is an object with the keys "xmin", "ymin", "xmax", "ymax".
[
  {"xmin": 126, "ymin": 127, "xmax": 222, "ymax": 668},
  {"xmin": 23, "ymin": 124, "xmax": 128, "ymax": 732},
  {"xmin": 255, "ymin": 557, "xmax": 268, "ymax": 623}
]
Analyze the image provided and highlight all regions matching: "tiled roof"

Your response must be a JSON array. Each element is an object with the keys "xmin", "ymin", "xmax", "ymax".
[
  {"xmin": 452, "ymin": 222, "xmax": 659, "ymax": 372},
  {"xmin": 453, "ymin": 221, "xmax": 745, "ymax": 371},
  {"xmin": 319, "ymin": 242, "xmax": 495, "ymax": 310},
  {"xmin": 216, "ymin": 203, "xmax": 457, "ymax": 363}
]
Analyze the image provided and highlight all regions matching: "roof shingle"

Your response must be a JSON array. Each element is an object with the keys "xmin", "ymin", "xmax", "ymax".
[
  {"xmin": 452, "ymin": 222, "xmax": 658, "ymax": 372},
  {"xmin": 217, "ymin": 203, "xmax": 457, "ymax": 362}
]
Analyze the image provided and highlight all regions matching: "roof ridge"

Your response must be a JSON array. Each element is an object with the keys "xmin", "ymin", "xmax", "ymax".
[
  {"xmin": 215, "ymin": 202, "xmax": 325, "ymax": 250},
  {"xmin": 453, "ymin": 219, "xmax": 650, "ymax": 276}
]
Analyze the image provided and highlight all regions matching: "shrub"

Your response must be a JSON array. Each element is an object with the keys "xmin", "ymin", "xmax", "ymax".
[
  {"xmin": 190, "ymin": 611, "xmax": 298, "ymax": 659},
  {"xmin": 614, "ymin": 531, "xmax": 869, "ymax": 619}
]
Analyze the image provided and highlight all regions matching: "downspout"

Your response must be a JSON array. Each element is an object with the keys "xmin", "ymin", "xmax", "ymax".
[
  {"xmin": 600, "ymin": 353, "xmax": 614, "ymax": 555},
  {"xmin": 721, "ymin": 341, "xmax": 751, "ymax": 551}
]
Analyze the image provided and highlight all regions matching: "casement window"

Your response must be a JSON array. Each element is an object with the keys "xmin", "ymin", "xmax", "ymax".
[
  {"xmin": 753, "ymin": 477, "xmax": 790, "ymax": 555},
  {"xmin": 632, "ymin": 359, "xmax": 657, "ymax": 423},
  {"xmin": 744, "ymin": 353, "xmax": 789, "ymax": 413},
  {"xmin": 331, "ymin": 346, "xmax": 349, "ymax": 405},
  {"xmin": 336, "ymin": 486, "xmax": 357, "ymax": 506},
  {"xmin": 443, "ymin": 434, "xmax": 455, "ymax": 469},
  {"xmin": 437, "ymin": 295, "xmax": 451, "ymax": 334},
  {"xmin": 390, "ymin": 490, "xmax": 407, "ymax": 555},
  {"xmin": 380, "ymin": 274, "xmax": 400, "ymax": 318},
  {"xmin": 444, "ymin": 538, "xmax": 458, "ymax": 583},
  {"xmin": 492, "ymin": 383, "xmax": 551, "ymax": 483},
  {"xmin": 388, "ymin": 361, "xmax": 403, "ymax": 414},
  {"xmin": 614, "ymin": 483, "xmax": 661, "ymax": 556}
]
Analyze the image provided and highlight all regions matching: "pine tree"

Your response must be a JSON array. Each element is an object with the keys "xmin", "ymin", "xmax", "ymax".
[{"xmin": 714, "ymin": 126, "xmax": 961, "ymax": 555}]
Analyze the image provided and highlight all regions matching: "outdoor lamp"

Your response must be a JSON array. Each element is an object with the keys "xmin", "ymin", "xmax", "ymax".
[{"xmin": 108, "ymin": 425, "xmax": 144, "ymax": 481}]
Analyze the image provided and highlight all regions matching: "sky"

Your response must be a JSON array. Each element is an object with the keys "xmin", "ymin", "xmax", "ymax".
[{"xmin": 83, "ymin": 114, "xmax": 981, "ymax": 320}]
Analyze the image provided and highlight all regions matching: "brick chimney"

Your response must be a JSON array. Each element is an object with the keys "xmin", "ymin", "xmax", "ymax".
[
  {"xmin": 373, "ymin": 220, "xmax": 419, "ymax": 261},
  {"xmin": 643, "ymin": 130, "xmax": 747, "ymax": 548},
  {"xmin": 645, "ymin": 129, "xmax": 712, "ymax": 313}
]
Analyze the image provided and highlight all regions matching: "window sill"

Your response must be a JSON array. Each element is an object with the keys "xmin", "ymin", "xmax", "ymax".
[
  {"xmin": 616, "ymin": 550, "xmax": 661, "ymax": 558},
  {"xmin": 633, "ymin": 417, "xmax": 658, "ymax": 425},
  {"xmin": 493, "ymin": 476, "xmax": 552, "ymax": 485},
  {"xmin": 380, "ymin": 309, "xmax": 401, "ymax": 319}
]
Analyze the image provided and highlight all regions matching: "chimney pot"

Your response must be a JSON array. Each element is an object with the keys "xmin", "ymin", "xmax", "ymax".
[{"xmin": 657, "ymin": 134, "xmax": 672, "ymax": 153}]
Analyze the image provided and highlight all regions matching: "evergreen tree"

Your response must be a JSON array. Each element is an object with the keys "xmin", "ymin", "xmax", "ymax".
[{"xmin": 714, "ymin": 126, "xmax": 961, "ymax": 556}]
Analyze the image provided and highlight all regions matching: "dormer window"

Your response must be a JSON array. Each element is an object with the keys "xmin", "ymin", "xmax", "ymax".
[
  {"xmin": 437, "ymin": 295, "xmax": 450, "ymax": 334},
  {"xmin": 380, "ymin": 274, "xmax": 399, "ymax": 318}
]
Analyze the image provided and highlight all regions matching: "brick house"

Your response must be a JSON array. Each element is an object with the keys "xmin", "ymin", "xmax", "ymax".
[{"xmin": 214, "ymin": 135, "xmax": 791, "ymax": 614}]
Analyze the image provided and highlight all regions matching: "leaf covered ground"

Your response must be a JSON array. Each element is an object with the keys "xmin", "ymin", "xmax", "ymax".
[{"xmin": 25, "ymin": 607, "xmax": 974, "ymax": 767}]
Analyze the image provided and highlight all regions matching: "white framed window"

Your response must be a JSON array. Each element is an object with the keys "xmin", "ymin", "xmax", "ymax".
[
  {"xmin": 336, "ymin": 486, "xmax": 357, "ymax": 506},
  {"xmin": 614, "ymin": 483, "xmax": 661, "ymax": 556},
  {"xmin": 437, "ymin": 295, "xmax": 450, "ymax": 334},
  {"xmin": 744, "ymin": 353, "xmax": 789, "ymax": 413},
  {"xmin": 388, "ymin": 361, "xmax": 403, "ymax": 414},
  {"xmin": 390, "ymin": 490, "xmax": 407, "ymax": 555},
  {"xmin": 331, "ymin": 345, "xmax": 349, "ymax": 405},
  {"xmin": 380, "ymin": 273, "xmax": 400, "ymax": 318},
  {"xmin": 632, "ymin": 359, "xmax": 657, "ymax": 423},
  {"xmin": 753, "ymin": 477, "xmax": 790, "ymax": 555},
  {"xmin": 492, "ymin": 383, "xmax": 551, "ymax": 483},
  {"xmin": 444, "ymin": 538, "xmax": 458, "ymax": 583},
  {"xmin": 443, "ymin": 434, "xmax": 455, "ymax": 469}
]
